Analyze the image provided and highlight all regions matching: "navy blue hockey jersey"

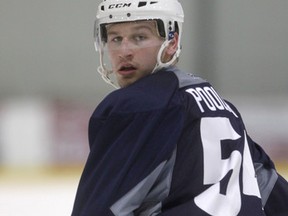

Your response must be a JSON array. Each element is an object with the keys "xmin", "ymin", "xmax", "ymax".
[{"xmin": 72, "ymin": 67, "xmax": 288, "ymax": 216}]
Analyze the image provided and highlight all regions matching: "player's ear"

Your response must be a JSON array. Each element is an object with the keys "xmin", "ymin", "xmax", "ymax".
[
  {"xmin": 166, "ymin": 32, "xmax": 179, "ymax": 56},
  {"xmin": 162, "ymin": 32, "xmax": 179, "ymax": 63}
]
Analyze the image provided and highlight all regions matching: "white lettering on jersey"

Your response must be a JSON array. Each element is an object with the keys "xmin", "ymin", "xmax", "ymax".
[{"xmin": 185, "ymin": 86, "xmax": 238, "ymax": 118}]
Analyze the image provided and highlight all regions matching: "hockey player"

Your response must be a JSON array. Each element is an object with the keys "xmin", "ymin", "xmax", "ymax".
[{"xmin": 72, "ymin": 0, "xmax": 288, "ymax": 215}]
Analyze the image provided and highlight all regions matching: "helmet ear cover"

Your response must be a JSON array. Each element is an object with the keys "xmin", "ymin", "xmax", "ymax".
[
  {"xmin": 99, "ymin": 19, "xmax": 179, "ymax": 44},
  {"xmin": 156, "ymin": 19, "xmax": 179, "ymax": 39}
]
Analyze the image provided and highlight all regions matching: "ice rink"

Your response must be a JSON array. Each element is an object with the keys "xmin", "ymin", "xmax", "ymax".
[
  {"xmin": 0, "ymin": 168, "xmax": 81, "ymax": 216},
  {"xmin": 1, "ymin": 165, "xmax": 287, "ymax": 216}
]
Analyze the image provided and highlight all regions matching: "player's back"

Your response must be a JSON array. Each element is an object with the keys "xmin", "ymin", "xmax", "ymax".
[{"xmin": 158, "ymin": 67, "xmax": 265, "ymax": 215}]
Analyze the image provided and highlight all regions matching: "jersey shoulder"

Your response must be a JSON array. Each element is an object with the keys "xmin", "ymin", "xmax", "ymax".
[
  {"xmin": 170, "ymin": 68, "xmax": 235, "ymax": 118},
  {"xmin": 95, "ymin": 69, "xmax": 181, "ymax": 116}
]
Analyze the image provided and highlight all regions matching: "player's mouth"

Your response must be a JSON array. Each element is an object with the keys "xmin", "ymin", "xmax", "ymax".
[{"xmin": 117, "ymin": 64, "xmax": 137, "ymax": 76}]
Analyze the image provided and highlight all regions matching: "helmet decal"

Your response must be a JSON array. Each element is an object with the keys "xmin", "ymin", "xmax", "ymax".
[{"xmin": 138, "ymin": 1, "xmax": 159, "ymax": 7}]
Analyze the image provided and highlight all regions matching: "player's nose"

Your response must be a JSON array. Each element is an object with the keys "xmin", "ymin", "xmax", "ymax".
[{"xmin": 118, "ymin": 38, "xmax": 134, "ymax": 58}]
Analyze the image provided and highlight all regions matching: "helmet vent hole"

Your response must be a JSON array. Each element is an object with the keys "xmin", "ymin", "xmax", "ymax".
[
  {"xmin": 101, "ymin": 5, "xmax": 104, "ymax": 11},
  {"xmin": 150, "ymin": 1, "xmax": 158, "ymax": 4},
  {"xmin": 109, "ymin": 15, "xmax": 113, "ymax": 19},
  {"xmin": 138, "ymin": 2, "xmax": 147, "ymax": 7},
  {"xmin": 127, "ymin": 13, "xmax": 131, "ymax": 17}
]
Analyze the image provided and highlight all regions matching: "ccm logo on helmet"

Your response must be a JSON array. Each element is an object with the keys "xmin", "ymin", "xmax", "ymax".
[{"xmin": 108, "ymin": 3, "xmax": 132, "ymax": 9}]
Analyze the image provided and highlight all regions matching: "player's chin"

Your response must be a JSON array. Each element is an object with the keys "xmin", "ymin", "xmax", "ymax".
[
  {"xmin": 118, "ymin": 73, "xmax": 149, "ymax": 88},
  {"xmin": 117, "ymin": 76, "xmax": 137, "ymax": 88}
]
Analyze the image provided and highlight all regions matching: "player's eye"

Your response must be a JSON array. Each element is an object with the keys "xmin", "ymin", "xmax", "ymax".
[
  {"xmin": 134, "ymin": 35, "xmax": 146, "ymax": 42},
  {"xmin": 110, "ymin": 36, "xmax": 122, "ymax": 43}
]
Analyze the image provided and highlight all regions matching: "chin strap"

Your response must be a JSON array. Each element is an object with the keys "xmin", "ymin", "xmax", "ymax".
[
  {"xmin": 97, "ymin": 66, "xmax": 119, "ymax": 89},
  {"xmin": 152, "ymin": 39, "xmax": 181, "ymax": 74}
]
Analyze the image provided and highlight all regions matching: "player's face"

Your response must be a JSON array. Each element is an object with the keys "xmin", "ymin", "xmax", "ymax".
[{"xmin": 106, "ymin": 21, "xmax": 164, "ymax": 87}]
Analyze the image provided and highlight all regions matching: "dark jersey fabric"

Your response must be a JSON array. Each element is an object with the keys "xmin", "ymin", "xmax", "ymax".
[{"xmin": 72, "ymin": 67, "xmax": 288, "ymax": 216}]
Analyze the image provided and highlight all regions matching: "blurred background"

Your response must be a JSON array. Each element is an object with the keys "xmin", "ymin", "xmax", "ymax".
[{"xmin": 0, "ymin": 0, "xmax": 287, "ymax": 215}]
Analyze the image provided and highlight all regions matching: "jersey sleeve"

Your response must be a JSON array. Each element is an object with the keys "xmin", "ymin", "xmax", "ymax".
[
  {"xmin": 72, "ymin": 105, "xmax": 184, "ymax": 216},
  {"xmin": 247, "ymin": 135, "xmax": 288, "ymax": 216},
  {"xmin": 226, "ymin": 100, "xmax": 288, "ymax": 215}
]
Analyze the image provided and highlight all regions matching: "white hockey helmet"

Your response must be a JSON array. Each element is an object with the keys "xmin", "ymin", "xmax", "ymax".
[{"xmin": 94, "ymin": 0, "xmax": 184, "ymax": 88}]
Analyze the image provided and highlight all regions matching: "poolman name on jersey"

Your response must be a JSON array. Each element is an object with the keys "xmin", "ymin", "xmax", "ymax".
[{"xmin": 186, "ymin": 86, "xmax": 238, "ymax": 118}]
